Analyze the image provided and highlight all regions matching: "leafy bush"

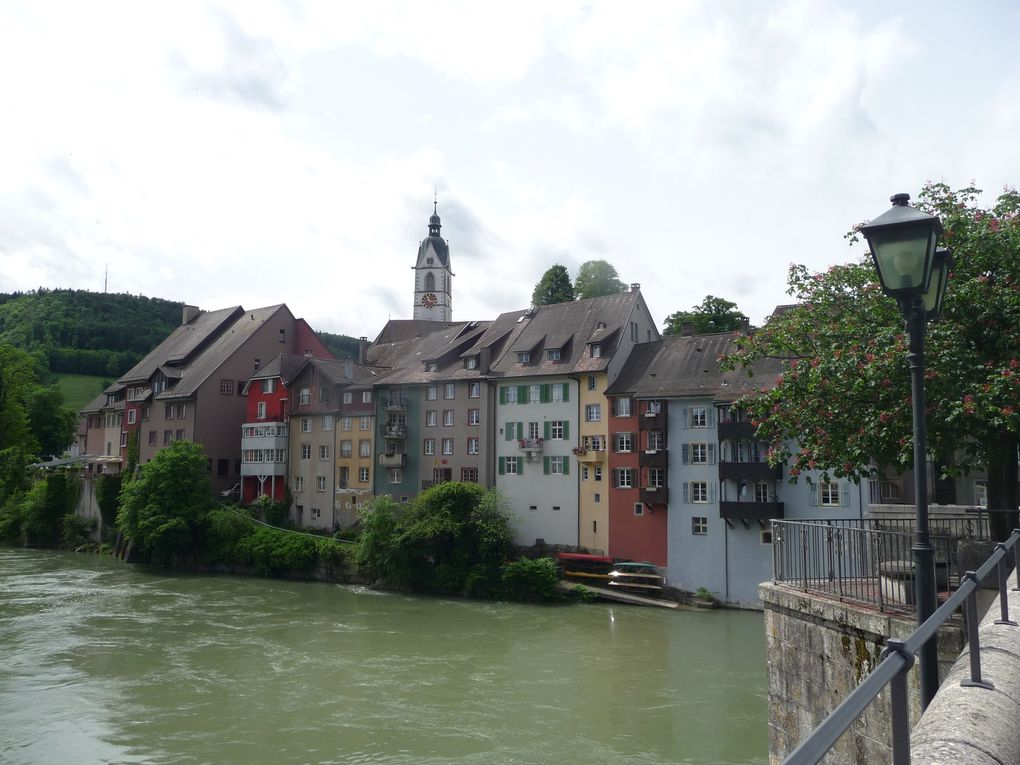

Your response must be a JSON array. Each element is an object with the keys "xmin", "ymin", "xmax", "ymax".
[
  {"xmin": 570, "ymin": 584, "xmax": 597, "ymax": 603},
  {"xmin": 62, "ymin": 513, "xmax": 96, "ymax": 548},
  {"xmin": 0, "ymin": 490, "xmax": 26, "ymax": 544},
  {"xmin": 500, "ymin": 557, "xmax": 559, "ymax": 601}
]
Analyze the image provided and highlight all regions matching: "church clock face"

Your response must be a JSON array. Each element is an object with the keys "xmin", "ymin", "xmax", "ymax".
[{"xmin": 421, "ymin": 292, "xmax": 438, "ymax": 308}]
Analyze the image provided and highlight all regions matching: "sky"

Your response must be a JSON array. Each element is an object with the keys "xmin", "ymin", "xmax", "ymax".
[{"xmin": 2, "ymin": 1, "xmax": 1019, "ymax": 340}]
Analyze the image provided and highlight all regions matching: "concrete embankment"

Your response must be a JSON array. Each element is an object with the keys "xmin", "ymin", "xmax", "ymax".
[{"xmin": 912, "ymin": 585, "xmax": 1020, "ymax": 764}]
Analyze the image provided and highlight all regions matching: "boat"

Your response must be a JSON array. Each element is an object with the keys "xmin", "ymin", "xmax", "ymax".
[
  {"xmin": 557, "ymin": 552, "xmax": 614, "ymax": 584},
  {"xmin": 606, "ymin": 562, "xmax": 664, "ymax": 595}
]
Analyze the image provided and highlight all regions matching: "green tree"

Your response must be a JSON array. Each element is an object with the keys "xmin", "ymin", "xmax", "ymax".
[
  {"xmin": 663, "ymin": 295, "xmax": 745, "ymax": 335},
  {"xmin": 727, "ymin": 182, "xmax": 1020, "ymax": 539},
  {"xmin": 574, "ymin": 260, "xmax": 626, "ymax": 299},
  {"xmin": 532, "ymin": 264, "xmax": 575, "ymax": 306},
  {"xmin": 25, "ymin": 385, "xmax": 75, "ymax": 459},
  {"xmin": 0, "ymin": 344, "xmax": 37, "ymax": 451},
  {"xmin": 117, "ymin": 441, "xmax": 215, "ymax": 561}
]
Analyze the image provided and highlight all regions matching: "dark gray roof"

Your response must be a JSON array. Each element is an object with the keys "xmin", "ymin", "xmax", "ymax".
[
  {"xmin": 373, "ymin": 319, "xmax": 458, "ymax": 345},
  {"xmin": 370, "ymin": 321, "xmax": 490, "ymax": 386},
  {"xmin": 416, "ymin": 234, "xmax": 450, "ymax": 267},
  {"xmin": 119, "ymin": 306, "xmax": 243, "ymax": 383},
  {"xmin": 80, "ymin": 391, "xmax": 108, "ymax": 413},
  {"xmin": 605, "ymin": 332, "xmax": 784, "ymax": 402}
]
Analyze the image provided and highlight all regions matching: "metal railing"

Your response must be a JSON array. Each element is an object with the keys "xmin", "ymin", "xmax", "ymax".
[
  {"xmin": 783, "ymin": 528, "xmax": 1020, "ymax": 764},
  {"xmin": 773, "ymin": 516, "xmax": 992, "ymax": 614}
]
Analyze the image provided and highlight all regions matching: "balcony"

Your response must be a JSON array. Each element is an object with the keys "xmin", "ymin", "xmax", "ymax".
[
  {"xmin": 639, "ymin": 412, "xmax": 666, "ymax": 431},
  {"xmin": 718, "ymin": 461, "xmax": 782, "ymax": 481},
  {"xmin": 384, "ymin": 398, "xmax": 408, "ymax": 412},
  {"xmin": 718, "ymin": 420, "xmax": 755, "ymax": 440},
  {"xmin": 383, "ymin": 424, "xmax": 407, "ymax": 439},
  {"xmin": 719, "ymin": 501, "xmax": 784, "ymax": 521},
  {"xmin": 639, "ymin": 449, "xmax": 668, "ymax": 468},
  {"xmin": 518, "ymin": 437, "xmax": 544, "ymax": 456},
  {"xmin": 573, "ymin": 447, "xmax": 605, "ymax": 464},
  {"xmin": 641, "ymin": 487, "xmax": 669, "ymax": 505},
  {"xmin": 377, "ymin": 452, "xmax": 407, "ymax": 468}
]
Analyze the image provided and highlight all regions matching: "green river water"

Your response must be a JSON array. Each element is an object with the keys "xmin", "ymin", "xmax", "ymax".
[{"xmin": 0, "ymin": 548, "xmax": 767, "ymax": 765}]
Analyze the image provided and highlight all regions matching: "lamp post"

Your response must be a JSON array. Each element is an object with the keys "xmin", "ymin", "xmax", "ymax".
[{"xmin": 861, "ymin": 193, "xmax": 950, "ymax": 710}]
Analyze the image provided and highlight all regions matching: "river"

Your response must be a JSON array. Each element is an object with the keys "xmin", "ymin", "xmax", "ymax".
[{"xmin": 0, "ymin": 548, "xmax": 767, "ymax": 765}]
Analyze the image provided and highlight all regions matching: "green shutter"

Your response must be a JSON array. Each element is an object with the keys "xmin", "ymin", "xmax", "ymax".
[
  {"xmin": 505, "ymin": 424, "xmax": 512, "ymax": 441},
  {"xmin": 518, "ymin": 422, "xmax": 524, "ymax": 441},
  {"xmin": 499, "ymin": 387, "xmax": 507, "ymax": 405},
  {"xmin": 544, "ymin": 421, "xmax": 551, "ymax": 440},
  {"xmin": 518, "ymin": 458, "xmax": 523, "ymax": 475},
  {"xmin": 498, "ymin": 456, "xmax": 505, "ymax": 475},
  {"xmin": 563, "ymin": 421, "xmax": 570, "ymax": 440},
  {"xmin": 562, "ymin": 383, "xmax": 569, "ymax": 402},
  {"xmin": 543, "ymin": 456, "xmax": 550, "ymax": 475},
  {"xmin": 518, "ymin": 385, "xmax": 528, "ymax": 403},
  {"xmin": 540, "ymin": 384, "xmax": 550, "ymax": 403},
  {"xmin": 563, "ymin": 457, "xmax": 569, "ymax": 476}
]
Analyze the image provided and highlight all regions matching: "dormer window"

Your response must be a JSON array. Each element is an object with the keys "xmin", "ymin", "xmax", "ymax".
[
  {"xmin": 425, "ymin": 362, "xmax": 438, "ymax": 372},
  {"xmin": 590, "ymin": 344, "xmax": 601, "ymax": 358},
  {"xmin": 465, "ymin": 357, "xmax": 478, "ymax": 370},
  {"xmin": 517, "ymin": 351, "xmax": 531, "ymax": 363},
  {"xmin": 547, "ymin": 349, "xmax": 561, "ymax": 361}
]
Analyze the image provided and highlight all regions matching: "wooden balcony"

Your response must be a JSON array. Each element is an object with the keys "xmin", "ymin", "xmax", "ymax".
[
  {"xmin": 639, "ymin": 411, "xmax": 666, "ymax": 431},
  {"xmin": 718, "ymin": 420, "xmax": 756, "ymax": 440},
  {"xmin": 641, "ymin": 487, "xmax": 669, "ymax": 505},
  {"xmin": 639, "ymin": 449, "xmax": 668, "ymax": 468},
  {"xmin": 377, "ymin": 452, "xmax": 407, "ymax": 468},
  {"xmin": 573, "ymin": 447, "xmax": 605, "ymax": 464},
  {"xmin": 718, "ymin": 461, "xmax": 782, "ymax": 481},
  {"xmin": 719, "ymin": 501, "xmax": 784, "ymax": 521}
]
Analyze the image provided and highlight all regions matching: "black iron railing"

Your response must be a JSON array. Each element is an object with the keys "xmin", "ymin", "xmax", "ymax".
[
  {"xmin": 782, "ymin": 528, "xmax": 1020, "ymax": 764},
  {"xmin": 773, "ymin": 515, "xmax": 991, "ymax": 614}
]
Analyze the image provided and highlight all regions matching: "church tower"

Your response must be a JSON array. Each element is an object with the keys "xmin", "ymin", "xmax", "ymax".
[{"xmin": 412, "ymin": 200, "xmax": 453, "ymax": 321}]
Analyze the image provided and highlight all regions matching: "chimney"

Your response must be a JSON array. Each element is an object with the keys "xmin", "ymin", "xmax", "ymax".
[
  {"xmin": 681, "ymin": 322, "xmax": 695, "ymax": 336},
  {"xmin": 630, "ymin": 283, "xmax": 641, "ymax": 292},
  {"xmin": 345, "ymin": 358, "xmax": 353, "ymax": 381},
  {"xmin": 358, "ymin": 337, "xmax": 369, "ymax": 364},
  {"xmin": 181, "ymin": 305, "xmax": 200, "ymax": 325},
  {"xmin": 738, "ymin": 316, "xmax": 751, "ymax": 335}
]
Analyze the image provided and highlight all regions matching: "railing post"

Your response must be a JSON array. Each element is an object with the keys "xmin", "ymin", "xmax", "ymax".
[
  {"xmin": 960, "ymin": 571, "xmax": 995, "ymax": 690},
  {"xmin": 881, "ymin": 639, "xmax": 914, "ymax": 765},
  {"xmin": 1013, "ymin": 529, "xmax": 1020, "ymax": 592},
  {"xmin": 995, "ymin": 543, "xmax": 1018, "ymax": 626}
]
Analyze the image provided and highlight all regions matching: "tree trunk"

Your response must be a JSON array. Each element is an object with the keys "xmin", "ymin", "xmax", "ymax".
[{"xmin": 985, "ymin": 431, "xmax": 1019, "ymax": 542}]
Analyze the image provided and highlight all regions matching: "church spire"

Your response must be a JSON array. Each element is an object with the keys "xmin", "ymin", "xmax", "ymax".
[{"xmin": 429, "ymin": 190, "xmax": 441, "ymax": 237}]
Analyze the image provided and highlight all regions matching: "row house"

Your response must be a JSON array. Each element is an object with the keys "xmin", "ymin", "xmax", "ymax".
[{"xmin": 82, "ymin": 303, "xmax": 332, "ymax": 493}]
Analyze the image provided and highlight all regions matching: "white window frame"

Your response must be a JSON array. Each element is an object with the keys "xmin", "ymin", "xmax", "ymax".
[
  {"xmin": 316, "ymin": 476, "xmax": 327, "ymax": 492},
  {"xmin": 468, "ymin": 408, "xmax": 480, "ymax": 425},
  {"xmin": 690, "ymin": 481, "xmax": 708, "ymax": 503},
  {"xmin": 360, "ymin": 416, "xmax": 372, "ymax": 431},
  {"xmin": 359, "ymin": 440, "xmax": 371, "ymax": 457},
  {"xmin": 441, "ymin": 438, "xmax": 454, "ymax": 455},
  {"xmin": 318, "ymin": 444, "xmax": 330, "ymax": 460},
  {"xmin": 444, "ymin": 383, "xmax": 456, "ymax": 399},
  {"xmin": 467, "ymin": 437, "xmax": 479, "ymax": 455},
  {"xmin": 424, "ymin": 439, "xmax": 435, "ymax": 455},
  {"xmin": 426, "ymin": 386, "xmax": 438, "ymax": 401},
  {"xmin": 616, "ymin": 468, "xmax": 633, "ymax": 489},
  {"xmin": 820, "ymin": 482, "xmax": 841, "ymax": 507},
  {"xmin": 505, "ymin": 456, "xmax": 519, "ymax": 475},
  {"xmin": 692, "ymin": 516, "xmax": 708, "ymax": 535},
  {"xmin": 358, "ymin": 467, "xmax": 370, "ymax": 483},
  {"xmin": 468, "ymin": 382, "xmax": 480, "ymax": 398},
  {"xmin": 426, "ymin": 410, "xmax": 437, "ymax": 427},
  {"xmin": 443, "ymin": 410, "xmax": 454, "ymax": 426},
  {"xmin": 690, "ymin": 407, "xmax": 708, "ymax": 428},
  {"xmin": 301, "ymin": 444, "xmax": 312, "ymax": 460},
  {"xmin": 341, "ymin": 416, "xmax": 352, "ymax": 431},
  {"xmin": 585, "ymin": 404, "xmax": 601, "ymax": 422}
]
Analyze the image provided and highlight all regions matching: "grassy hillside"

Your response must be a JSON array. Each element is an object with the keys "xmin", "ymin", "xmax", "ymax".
[{"xmin": 54, "ymin": 374, "xmax": 111, "ymax": 411}]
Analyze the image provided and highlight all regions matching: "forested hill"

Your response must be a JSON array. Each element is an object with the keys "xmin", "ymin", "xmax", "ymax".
[{"xmin": 0, "ymin": 288, "xmax": 362, "ymax": 377}]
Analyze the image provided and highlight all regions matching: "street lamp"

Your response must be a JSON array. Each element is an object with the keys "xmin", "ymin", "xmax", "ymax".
[{"xmin": 861, "ymin": 192, "xmax": 949, "ymax": 710}]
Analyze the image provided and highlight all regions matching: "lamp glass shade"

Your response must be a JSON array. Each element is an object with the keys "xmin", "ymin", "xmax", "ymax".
[
  {"xmin": 868, "ymin": 225, "xmax": 938, "ymax": 295},
  {"xmin": 923, "ymin": 249, "xmax": 951, "ymax": 317}
]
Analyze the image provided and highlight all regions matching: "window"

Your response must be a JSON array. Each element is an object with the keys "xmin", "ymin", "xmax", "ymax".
[
  {"xmin": 358, "ymin": 467, "xmax": 370, "ymax": 483},
  {"xmin": 444, "ymin": 383, "xmax": 455, "ymax": 399},
  {"xmin": 594, "ymin": 466, "xmax": 603, "ymax": 482},
  {"xmin": 343, "ymin": 392, "xmax": 352, "ymax": 404},
  {"xmin": 690, "ymin": 481, "xmax": 708, "ymax": 503},
  {"xmin": 691, "ymin": 443, "xmax": 708, "ymax": 464},
  {"xmin": 467, "ymin": 437, "xmax": 479, "ymax": 455},
  {"xmin": 175, "ymin": 429, "xmax": 184, "ymax": 441},
  {"xmin": 424, "ymin": 439, "xmax": 436, "ymax": 455},
  {"xmin": 550, "ymin": 421, "xmax": 564, "ymax": 439},
  {"xmin": 389, "ymin": 468, "xmax": 402, "ymax": 484},
  {"xmin": 504, "ymin": 386, "xmax": 518, "ymax": 404},
  {"xmin": 319, "ymin": 444, "xmax": 331, "ymax": 460},
  {"xmin": 294, "ymin": 476, "xmax": 304, "ymax": 492},
  {"xmin": 820, "ymin": 482, "xmax": 841, "ymax": 507},
  {"xmin": 975, "ymin": 479, "xmax": 988, "ymax": 508},
  {"xmin": 426, "ymin": 410, "xmax": 437, "ymax": 427},
  {"xmin": 551, "ymin": 384, "xmax": 564, "ymax": 402},
  {"xmin": 120, "ymin": 431, "xmax": 128, "ymax": 448},
  {"xmin": 760, "ymin": 527, "xmax": 774, "ymax": 545},
  {"xmin": 425, "ymin": 362, "xmax": 438, "ymax": 372},
  {"xmin": 220, "ymin": 379, "xmax": 234, "ymax": 395},
  {"xmin": 148, "ymin": 431, "xmax": 157, "ymax": 446},
  {"xmin": 647, "ymin": 431, "xmax": 663, "ymax": 451},
  {"xmin": 528, "ymin": 384, "xmax": 540, "ymax": 403},
  {"xmin": 301, "ymin": 444, "xmax": 312, "ymax": 460},
  {"xmin": 466, "ymin": 357, "xmax": 478, "ymax": 370},
  {"xmin": 362, "ymin": 391, "xmax": 372, "ymax": 403},
  {"xmin": 322, "ymin": 416, "xmax": 333, "ymax": 431},
  {"xmin": 647, "ymin": 400, "xmax": 663, "ymax": 414},
  {"xmin": 163, "ymin": 430, "xmax": 172, "ymax": 445},
  {"xmin": 548, "ymin": 456, "xmax": 566, "ymax": 475},
  {"xmin": 584, "ymin": 435, "xmax": 605, "ymax": 451},
  {"xmin": 165, "ymin": 404, "xmax": 174, "ymax": 420},
  {"xmin": 316, "ymin": 476, "xmax": 327, "ymax": 492},
  {"xmin": 468, "ymin": 408, "xmax": 480, "ymax": 426},
  {"xmin": 177, "ymin": 403, "xmax": 187, "ymax": 418},
  {"xmin": 319, "ymin": 387, "xmax": 331, "ymax": 403},
  {"xmin": 468, "ymin": 382, "xmax": 480, "ymax": 398},
  {"xmin": 127, "ymin": 409, "xmax": 136, "ymax": 424},
  {"xmin": 614, "ymin": 398, "xmax": 632, "ymax": 417},
  {"xmin": 427, "ymin": 386, "xmax": 438, "ymax": 401},
  {"xmin": 461, "ymin": 467, "xmax": 478, "ymax": 483},
  {"xmin": 614, "ymin": 432, "xmax": 633, "ymax": 452},
  {"xmin": 441, "ymin": 438, "xmax": 454, "ymax": 455},
  {"xmin": 547, "ymin": 349, "xmax": 561, "ymax": 361},
  {"xmin": 341, "ymin": 416, "xmax": 352, "ymax": 431},
  {"xmin": 359, "ymin": 440, "xmax": 371, "ymax": 457},
  {"xmin": 301, "ymin": 418, "xmax": 311, "ymax": 433},
  {"xmin": 590, "ymin": 344, "xmax": 601, "ymax": 358},
  {"xmin": 615, "ymin": 468, "xmax": 633, "ymax": 488},
  {"xmin": 504, "ymin": 456, "xmax": 519, "ymax": 475},
  {"xmin": 299, "ymin": 389, "xmax": 311, "ymax": 405},
  {"xmin": 443, "ymin": 410, "xmax": 454, "ymax": 426},
  {"xmin": 649, "ymin": 468, "xmax": 664, "ymax": 488},
  {"xmin": 528, "ymin": 421, "xmax": 540, "ymax": 440},
  {"xmin": 582, "ymin": 466, "xmax": 589, "ymax": 480},
  {"xmin": 594, "ymin": 493, "xmax": 601, "ymax": 503},
  {"xmin": 360, "ymin": 416, "xmax": 371, "ymax": 431},
  {"xmin": 585, "ymin": 404, "xmax": 602, "ymax": 422},
  {"xmin": 340, "ymin": 440, "xmax": 352, "ymax": 458},
  {"xmin": 262, "ymin": 378, "xmax": 276, "ymax": 394},
  {"xmin": 756, "ymin": 482, "xmax": 770, "ymax": 503},
  {"xmin": 690, "ymin": 407, "xmax": 708, "ymax": 428},
  {"xmin": 692, "ymin": 516, "xmax": 708, "ymax": 535},
  {"xmin": 256, "ymin": 400, "xmax": 267, "ymax": 420},
  {"xmin": 517, "ymin": 351, "xmax": 530, "ymax": 363},
  {"xmin": 588, "ymin": 375, "xmax": 597, "ymax": 391},
  {"xmin": 634, "ymin": 503, "xmax": 644, "ymax": 517}
]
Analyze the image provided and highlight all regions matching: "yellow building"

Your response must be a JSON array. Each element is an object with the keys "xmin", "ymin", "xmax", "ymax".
[{"xmin": 577, "ymin": 370, "xmax": 610, "ymax": 553}]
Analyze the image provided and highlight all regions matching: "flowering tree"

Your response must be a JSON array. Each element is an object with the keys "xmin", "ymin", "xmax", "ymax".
[{"xmin": 727, "ymin": 183, "xmax": 1020, "ymax": 539}]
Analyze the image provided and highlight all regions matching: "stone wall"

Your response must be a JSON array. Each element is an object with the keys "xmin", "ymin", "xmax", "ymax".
[{"xmin": 761, "ymin": 583, "xmax": 963, "ymax": 764}]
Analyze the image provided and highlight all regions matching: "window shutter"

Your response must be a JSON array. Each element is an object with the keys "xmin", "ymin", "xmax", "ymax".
[
  {"xmin": 518, "ymin": 422, "xmax": 524, "ymax": 441},
  {"xmin": 517, "ymin": 385, "xmax": 528, "ymax": 403},
  {"xmin": 499, "ymin": 387, "xmax": 507, "ymax": 405},
  {"xmin": 708, "ymin": 443, "xmax": 716, "ymax": 465},
  {"xmin": 841, "ymin": 483, "xmax": 851, "ymax": 507},
  {"xmin": 682, "ymin": 443, "xmax": 690, "ymax": 464},
  {"xmin": 808, "ymin": 485, "xmax": 818, "ymax": 507},
  {"xmin": 498, "ymin": 457, "xmax": 505, "ymax": 475},
  {"xmin": 683, "ymin": 482, "xmax": 690, "ymax": 503},
  {"xmin": 563, "ymin": 458, "xmax": 569, "ymax": 475},
  {"xmin": 505, "ymin": 425, "xmax": 512, "ymax": 441},
  {"xmin": 543, "ymin": 456, "xmax": 550, "ymax": 475},
  {"xmin": 544, "ymin": 421, "xmax": 551, "ymax": 440},
  {"xmin": 540, "ymin": 384, "xmax": 550, "ymax": 403},
  {"xmin": 682, "ymin": 407, "xmax": 690, "ymax": 428},
  {"xmin": 561, "ymin": 383, "xmax": 569, "ymax": 402},
  {"xmin": 708, "ymin": 408, "xmax": 716, "ymax": 427},
  {"xmin": 519, "ymin": 459, "xmax": 524, "ymax": 475},
  {"xmin": 563, "ymin": 421, "xmax": 570, "ymax": 440},
  {"xmin": 709, "ymin": 482, "xmax": 717, "ymax": 503}
]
